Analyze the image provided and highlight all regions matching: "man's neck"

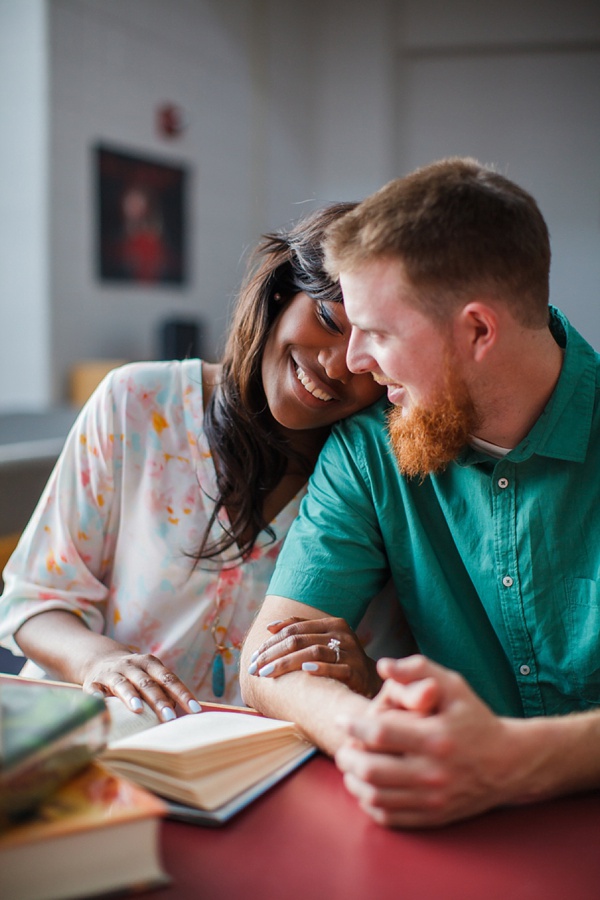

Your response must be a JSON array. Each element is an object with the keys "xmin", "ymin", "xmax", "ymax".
[{"xmin": 471, "ymin": 324, "xmax": 564, "ymax": 449}]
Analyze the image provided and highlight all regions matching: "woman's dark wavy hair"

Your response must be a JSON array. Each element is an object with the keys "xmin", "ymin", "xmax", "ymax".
[{"xmin": 197, "ymin": 201, "xmax": 357, "ymax": 563}]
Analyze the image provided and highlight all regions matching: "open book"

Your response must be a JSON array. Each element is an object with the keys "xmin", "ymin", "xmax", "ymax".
[{"xmin": 101, "ymin": 697, "xmax": 315, "ymax": 825}]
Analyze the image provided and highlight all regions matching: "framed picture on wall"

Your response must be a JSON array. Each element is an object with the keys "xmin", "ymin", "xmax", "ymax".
[{"xmin": 95, "ymin": 144, "xmax": 188, "ymax": 285}]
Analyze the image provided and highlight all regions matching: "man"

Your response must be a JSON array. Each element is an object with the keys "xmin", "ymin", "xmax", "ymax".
[{"xmin": 240, "ymin": 158, "xmax": 600, "ymax": 828}]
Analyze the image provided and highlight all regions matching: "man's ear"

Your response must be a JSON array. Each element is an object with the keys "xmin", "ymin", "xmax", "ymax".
[{"xmin": 455, "ymin": 301, "xmax": 499, "ymax": 363}]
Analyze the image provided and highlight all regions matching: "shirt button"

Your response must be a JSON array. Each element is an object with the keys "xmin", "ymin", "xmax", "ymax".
[
  {"xmin": 502, "ymin": 575, "xmax": 514, "ymax": 587},
  {"xmin": 498, "ymin": 477, "xmax": 509, "ymax": 489},
  {"xmin": 520, "ymin": 664, "xmax": 531, "ymax": 676}
]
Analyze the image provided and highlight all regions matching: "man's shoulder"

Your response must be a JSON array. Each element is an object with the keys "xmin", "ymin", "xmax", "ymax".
[{"xmin": 333, "ymin": 396, "xmax": 390, "ymax": 439}]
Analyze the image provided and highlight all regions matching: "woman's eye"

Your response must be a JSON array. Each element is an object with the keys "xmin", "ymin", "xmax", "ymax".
[{"xmin": 317, "ymin": 303, "xmax": 343, "ymax": 334}]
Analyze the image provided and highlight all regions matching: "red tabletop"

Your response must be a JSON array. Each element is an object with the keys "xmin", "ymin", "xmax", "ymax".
[{"xmin": 140, "ymin": 753, "xmax": 600, "ymax": 900}]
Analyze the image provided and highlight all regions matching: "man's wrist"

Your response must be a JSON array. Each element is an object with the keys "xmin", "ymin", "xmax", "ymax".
[{"xmin": 499, "ymin": 711, "xmax": 600, "ymax": 806}]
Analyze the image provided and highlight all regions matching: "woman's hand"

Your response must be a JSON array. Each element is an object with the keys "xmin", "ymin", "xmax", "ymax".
[
  {"xmin": 15, "ymin": 610, "xmax": 201, "ymax": 721},
  {"xmin": 81, "ymin": 646, "xmax": 202, "ymax": 721},
  {"xmin": 247, "ymin": 616, "xmax": 382, "ymax": 698}
]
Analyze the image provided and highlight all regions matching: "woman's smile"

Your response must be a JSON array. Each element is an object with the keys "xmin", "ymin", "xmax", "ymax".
[
  {"xmin": 294, "ymin": 361, "xmax": 335, "ymax": 403},
  {"xmin": 261, "ymin": 291, "xmax": 384, "ymax": 433}
]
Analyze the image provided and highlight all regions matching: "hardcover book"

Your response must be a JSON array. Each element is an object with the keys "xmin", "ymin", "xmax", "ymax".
[
  {"xmin": 0, "ymin": 675, "xmax": 108, "ymax": 825},
  {"xmin": 0, "ymin": 761, "xmax": 168, "ymax": 900}
]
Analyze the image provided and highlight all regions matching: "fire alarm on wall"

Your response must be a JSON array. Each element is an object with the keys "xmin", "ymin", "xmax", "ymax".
[{"xmin": 157, "ymin": 103, "xmax": 186, "ymax": 138}]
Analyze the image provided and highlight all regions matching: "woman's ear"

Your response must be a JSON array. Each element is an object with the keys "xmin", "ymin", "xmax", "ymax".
[{"xmin": 456, "ymin": 301, "xmax": 499, "ymax": 363}]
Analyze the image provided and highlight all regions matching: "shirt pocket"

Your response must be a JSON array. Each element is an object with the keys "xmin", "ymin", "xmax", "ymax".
[{"xmin": 566, "ymin": 577, "xmax": 600, "ymax": 702}]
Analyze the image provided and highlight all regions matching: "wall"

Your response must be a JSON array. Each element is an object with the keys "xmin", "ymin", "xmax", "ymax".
[
  {"xmin": 47, "ymin": 0, "xmax": 317, "ymax": 405},
  {"xmin": 0, "ymin": 0, "xmax": 50, "ymax": 409},
  {"xmin": 394, "ymin": 0, "xmax": 600, "ymax": 346},
  {"xmin": 0, "ymin": 0, "xmax": 332, "ymax": 410},
  {"xmin": 0, "ymin": 0, "xmax": 598, "ymax": 412}
]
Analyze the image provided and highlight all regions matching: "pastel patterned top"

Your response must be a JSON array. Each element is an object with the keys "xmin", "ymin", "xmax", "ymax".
[{"xmin": 0, "ymin": 360, "xmax": 305, "ymax": 706}]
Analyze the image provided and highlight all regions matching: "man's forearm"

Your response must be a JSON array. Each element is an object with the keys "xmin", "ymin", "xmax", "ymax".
[
  {"xmin": 240, "ymin": 596, "xmax": 369, "ymax": 755},
  {"xmin": 506, "ymin": 709, "xmax": 600, "ymax": 804}
]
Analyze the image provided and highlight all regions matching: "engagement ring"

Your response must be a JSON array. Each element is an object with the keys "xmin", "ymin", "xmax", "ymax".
[{"xmin": 327, "ymin": 637, "xmax": 341, "ymax": 664}]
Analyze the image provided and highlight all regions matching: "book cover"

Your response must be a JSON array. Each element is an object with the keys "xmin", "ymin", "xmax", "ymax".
[
  {"xmin": 0, "ymin": 761, "xmax": 168, "ymax": 900},
  {"xmin": 0, "ymin": 675, "xmax": 109, "ymax": 825}
]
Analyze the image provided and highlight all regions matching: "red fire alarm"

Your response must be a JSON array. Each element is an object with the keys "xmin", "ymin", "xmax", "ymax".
[{"xmin": 157, "ymin": 103, "xmax": 186, "ymax": 139}]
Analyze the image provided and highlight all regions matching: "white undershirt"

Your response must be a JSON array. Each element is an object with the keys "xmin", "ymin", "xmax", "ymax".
[{"xmin": 468, "ymin": 434, "xmax": 513, "ymax": 458}]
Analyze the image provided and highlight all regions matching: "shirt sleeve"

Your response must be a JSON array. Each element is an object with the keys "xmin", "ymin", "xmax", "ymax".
[
  {"xmin": 267, "ymin": 411, "xmax": 391, "ymax": 627},
  {"xmin": 0, "ymin": 372, "xmax": 121, "ymax": 654}
]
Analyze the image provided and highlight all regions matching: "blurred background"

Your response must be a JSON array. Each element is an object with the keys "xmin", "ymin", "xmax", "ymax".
[{"xmin": 1, "ymin": 0, "xmax": 599, "ymax": 414}]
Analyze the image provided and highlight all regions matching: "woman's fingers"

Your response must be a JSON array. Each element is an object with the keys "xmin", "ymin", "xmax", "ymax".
[
  {"xmin": 258, "ymin": 616, "xmax": 351, "ymax": 653},
  {"xmin": 85, "ymin": 652, "xmax": 201, "ymax": 720},
  {"xmin": 248, "ymin": 619, "xmax": 382, "ymax": 697},
  {"xmin": 250, "ymin": 631, "xmax": 349, "ymax": 675}
]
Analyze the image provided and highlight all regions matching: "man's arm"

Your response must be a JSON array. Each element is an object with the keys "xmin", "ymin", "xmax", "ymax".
[{"xmin": 240, "ymin": 595, "xmax": 370, "ymax": 756}]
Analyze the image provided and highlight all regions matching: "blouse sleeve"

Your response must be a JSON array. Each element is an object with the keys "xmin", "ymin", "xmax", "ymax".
[
  {"xmin": 0, "ymin": 372, "xmax": 122, "ymax": 654},
  {"xmin": 267, "ymin": 411, "xmax": 391, "ymax": 626}
]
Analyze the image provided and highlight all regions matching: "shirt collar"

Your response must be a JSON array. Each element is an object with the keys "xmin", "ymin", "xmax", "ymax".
[{"xmin": 459, "ymin": 307, "xmax": 597, "ymax": 466}]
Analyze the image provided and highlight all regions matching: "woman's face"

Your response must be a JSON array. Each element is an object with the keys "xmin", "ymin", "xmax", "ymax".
[{"xmin": 261, "ymin": 292, "xmax": 385, "ymax": 432}]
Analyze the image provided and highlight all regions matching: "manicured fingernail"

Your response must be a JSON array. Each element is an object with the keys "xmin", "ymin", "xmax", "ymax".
[
  {"xmin": 248, "ymin": 661, "xmax": 258, "ymax": 675},
  {"xmin": 250, "ymin": 649, "xmax": 259, "ymax": 663},
  {"xmin": 302, "ymin": 662, "xmax": 319, "ymax": 672},
  {"xmin": 189, "ymin": 699, "xmax": 202, "ymax": 713},
  {"xmin": 259, "ymin": 662, "xmax": 275, "ymax": 677},
  {"xmin": 161, "ymin": 706, "xmax": 176, "ymax": 722},
  {"xmin": 92, "ymin": 690, "xmax": 105, "ymax": 699},
  {"xmin": 267, "ymin": 620, "xmax": 283, "ymax": 628},
  {"xmin": 130, "ymin": 697, "xmax": 143, "ymax": 711}
]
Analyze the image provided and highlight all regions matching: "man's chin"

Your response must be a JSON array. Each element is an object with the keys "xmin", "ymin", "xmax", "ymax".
[{"xmin": 387, "ymin": 402, "xmax": 473, "ymax": 480}]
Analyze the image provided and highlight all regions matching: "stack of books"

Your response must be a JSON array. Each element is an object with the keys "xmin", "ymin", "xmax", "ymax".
[
  {"xmin": 0, "ymin": 676, "xmax": 168, "ymax": 899},
  {"xmin": 0, "ymin": 674, "xmax": 108, "ymax": 825},
  {"xmin": 0, "ymin": 674, "xmax": 316, "ymax": 897}
]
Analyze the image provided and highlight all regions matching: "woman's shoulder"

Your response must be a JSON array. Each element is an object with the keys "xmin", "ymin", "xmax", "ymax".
[
  {"xmin": 90, "ymin": 359, "xmax": 205, "ymax": 432},
  {"xmin": 101, "ymin": 359, "xmax": 202, "ymax": 404}
]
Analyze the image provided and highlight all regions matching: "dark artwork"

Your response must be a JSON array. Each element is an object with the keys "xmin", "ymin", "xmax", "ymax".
[{"xmin": 95, "ymin": 145, "xmax": 187, "ymax": 285}]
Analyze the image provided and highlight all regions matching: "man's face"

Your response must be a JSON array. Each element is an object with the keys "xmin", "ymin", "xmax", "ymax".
[
  {"xmin": 342, "ymin": 257, "xmax": 450, "ymax": 413},
  {"xmin": 342, "ymin": 257, "xmax": 479, "ymax": 477}
]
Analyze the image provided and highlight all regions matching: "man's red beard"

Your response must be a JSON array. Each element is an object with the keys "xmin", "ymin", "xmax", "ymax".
[{"xmin": 387, "ymin": 363, "xmax": 479, "ymax": 480}]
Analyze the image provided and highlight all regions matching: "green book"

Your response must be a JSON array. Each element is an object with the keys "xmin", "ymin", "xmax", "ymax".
[{"xmin": 0, "ymin": 675, "xmax": 109, "ymax": 826}]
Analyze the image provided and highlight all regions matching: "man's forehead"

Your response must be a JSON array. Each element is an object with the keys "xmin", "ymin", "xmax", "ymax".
[{"xmin": 339, "ymin": 258, "xmax": 408, "ymax": 326}]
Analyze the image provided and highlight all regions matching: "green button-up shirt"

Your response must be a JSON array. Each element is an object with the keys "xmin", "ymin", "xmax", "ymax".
[{"xmin": 269, "ymin": 308, "xmax": 600, "ymax": 718}]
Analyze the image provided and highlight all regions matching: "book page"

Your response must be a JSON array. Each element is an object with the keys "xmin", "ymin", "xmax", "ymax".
[
  {"xmin": 106, "ymin": 740, "xmax": 313, "ymax": 810},
  {"xmin": 104, "ymin": 697, "xmax": 160, "ymax": 744},
  {"xmin": 106, "ymin": 711, "xmax": 296, "ymax": 754}
]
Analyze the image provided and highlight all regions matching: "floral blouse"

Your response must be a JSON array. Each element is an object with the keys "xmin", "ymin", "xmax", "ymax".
[{"xmin": 0, "ymin": 361, "xmax": 305, "ymax": 706}]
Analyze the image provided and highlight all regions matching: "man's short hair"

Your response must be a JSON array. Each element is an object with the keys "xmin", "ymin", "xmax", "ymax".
[{"xmin": 324, "ymin": 157, "xmax": 551, "ymax": 327}]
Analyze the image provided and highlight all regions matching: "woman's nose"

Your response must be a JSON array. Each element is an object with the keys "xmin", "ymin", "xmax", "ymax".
[{"xmin": 318, "ymin": 344, "xmax": 352, "ymax": 384}]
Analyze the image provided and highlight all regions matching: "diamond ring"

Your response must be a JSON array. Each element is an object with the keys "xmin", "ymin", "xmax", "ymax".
[{"xmin": 327, "ymin": 637, "xmax": 341, "ymax": 664}]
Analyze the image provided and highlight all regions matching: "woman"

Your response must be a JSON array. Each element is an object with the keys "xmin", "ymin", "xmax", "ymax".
[{"xmin": 0, "ymin": 204, "xmax": 383, "ymax": 718}]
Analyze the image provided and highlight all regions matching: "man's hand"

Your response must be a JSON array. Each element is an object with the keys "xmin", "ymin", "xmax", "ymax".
[{"xmin": 335, "ymin": 655, "xmax": 533, "ymax": 828}]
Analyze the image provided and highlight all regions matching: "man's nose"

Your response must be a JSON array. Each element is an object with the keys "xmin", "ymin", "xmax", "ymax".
[{"xmin": 346, "ymin": 329, "xmax": 372, "ymax": 375}]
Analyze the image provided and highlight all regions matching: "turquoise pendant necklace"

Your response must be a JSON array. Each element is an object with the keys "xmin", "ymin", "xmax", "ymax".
[{"xmin": 211, "ymin": 615, "xmax": 227, "ymax": 698}]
